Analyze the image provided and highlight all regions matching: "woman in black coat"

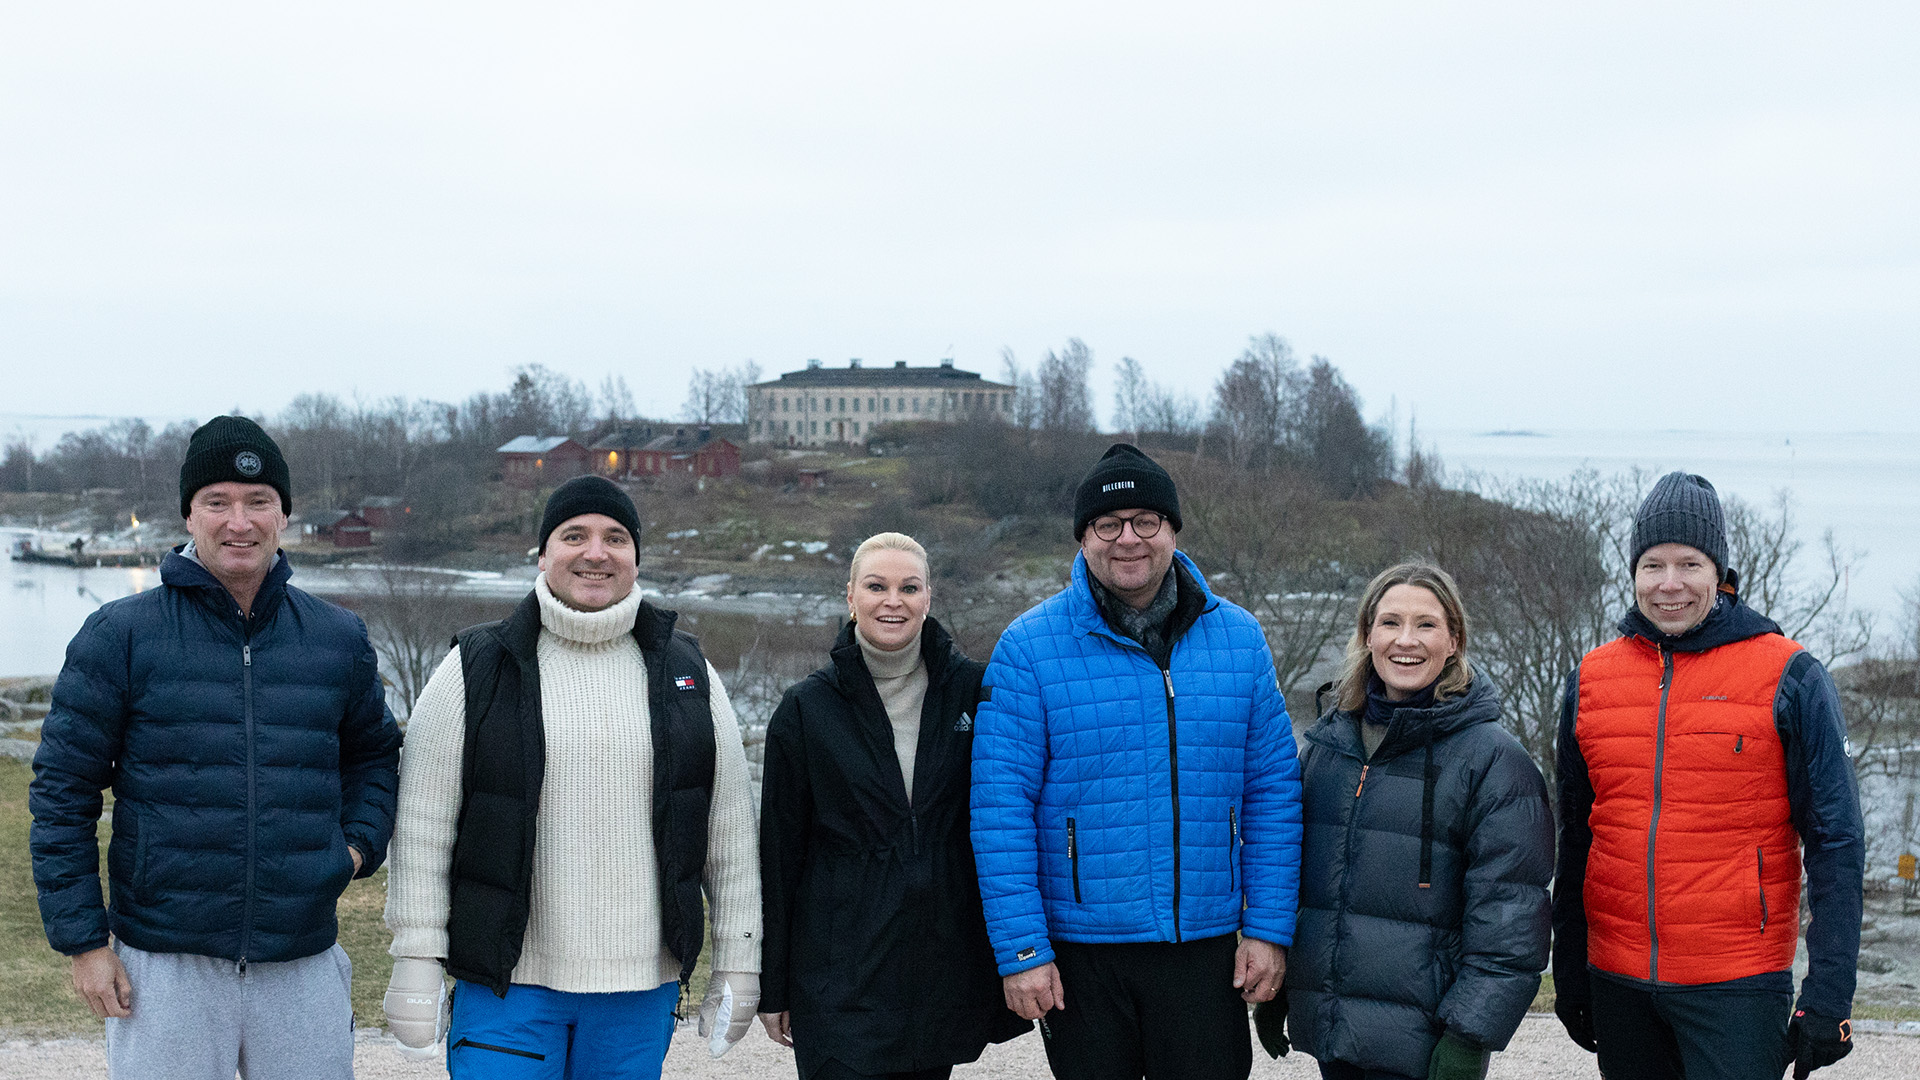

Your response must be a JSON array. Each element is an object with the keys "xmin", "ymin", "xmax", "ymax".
[
  {"xmin": 758, "ymin": 532, "xmax": 1029, "ymax": 1080},
  {"xmin": 1271, "ymin": 561, "xmax": 1553, "ymax": 1080}
]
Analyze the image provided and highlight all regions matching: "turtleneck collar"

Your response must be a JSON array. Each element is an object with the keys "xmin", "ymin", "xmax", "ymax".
[
  {"xmin": 1363, "ymin": 670, "xmax": 1439, "ymax": 726},
  {"xmin": 855, "ymin": 622, "xmax": 924, "ymax": 680},
  {"xmin": 536, "ymin": 572, "xmax": 641, "ymax": 647}
]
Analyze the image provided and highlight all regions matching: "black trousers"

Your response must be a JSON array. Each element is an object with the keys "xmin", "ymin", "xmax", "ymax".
[
  {"xmin": 1041, "ymin": 935, "xmax": 1252, "ymax": 1080},
  {"xmin": 807, "ymin": 1061, "xmax": 952, "ymax": 1080},
  {"xmin": 1317, "ymin": 1061, "xmax": 1419, "ymax": 1080},
  {"xmin": 1590, "ymin": 974, "xmax": 1792, "ymax": 1080}
]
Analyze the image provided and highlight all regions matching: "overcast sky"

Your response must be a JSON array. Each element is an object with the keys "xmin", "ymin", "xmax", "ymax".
[{"xmin": 3, "ymin": 3, "xmax": 1915, "ymax": 435}]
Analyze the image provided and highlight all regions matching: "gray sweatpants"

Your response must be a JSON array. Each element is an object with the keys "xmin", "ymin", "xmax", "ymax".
[{"xmin": 105, "ymin": 941, "xmax": 355, "ymax": 1080}]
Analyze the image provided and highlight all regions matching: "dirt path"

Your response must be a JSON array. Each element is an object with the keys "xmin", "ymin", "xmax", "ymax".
[{"xmin": 1, "ymin": 1016, "xmax": 1912, "ymax": 1079}]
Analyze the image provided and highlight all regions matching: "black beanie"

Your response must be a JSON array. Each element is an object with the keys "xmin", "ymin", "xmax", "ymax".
[
  {"xmin": 1632, "ymin": 471, "xmax": 1729, "ymax": 578},
  {"xmin": 178, "ymin": 416, "xmax": 291, "ymax": 517},
  {"xmin": 538, "ymin": 475, "xmax": 642, "ymax": 553},
  {"xmin": 1073, "ymin": 443, "xmax": 1182, "ymax": 541}
]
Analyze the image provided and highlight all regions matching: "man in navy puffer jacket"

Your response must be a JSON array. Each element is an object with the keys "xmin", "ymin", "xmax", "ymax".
[
  {"xmin": 972, "ymin": 444, "xmax": 1303, "ymax": 1080},
  {"xmin": 30, "ymin": 416, "xmax": 401, "ymax": 1080}
]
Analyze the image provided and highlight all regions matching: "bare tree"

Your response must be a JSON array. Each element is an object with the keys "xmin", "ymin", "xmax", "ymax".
[
  {"xmin": 1177, "ymin": 462, "xmax": 1375, "ymax": 707},
  {"xmin": 1112, "ymin": 356, "xmax": 1148, "ymax": 440},
  {"xmin": 1724, "ymin": 491, "xmax": 1873, "ymax": 667},
  {"xmin": 1037, "ymin": 339, "xmax": 1096, "ymax": 434},
  {"xmin": 683, "ymin": 361, "xmax": 762, "ymax": 424},
  {"xmin": 1000, "ymin": 349, "xmax": 1041, "ymax": 431},
  {"xmin": 359, "ymin": 566, "xmax": 467, "ymax": 721},
  {"xmin": 1209, "ymin": 334, "xmax": 1301, "ymax": 470}
]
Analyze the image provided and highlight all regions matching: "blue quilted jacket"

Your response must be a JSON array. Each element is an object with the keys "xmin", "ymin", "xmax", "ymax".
[
  {"xmin": 971, "ymin": 551, "xmax": 1303, "ymax": 976},
  {"xmin": 30, "ymin": 548, "xmax": 402, "ymax": 963}
]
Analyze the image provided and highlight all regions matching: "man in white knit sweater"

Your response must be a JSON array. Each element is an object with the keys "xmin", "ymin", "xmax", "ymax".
[{"xmin": 383, "ymin": 475, "xmax": 760, "ymax": 1078}]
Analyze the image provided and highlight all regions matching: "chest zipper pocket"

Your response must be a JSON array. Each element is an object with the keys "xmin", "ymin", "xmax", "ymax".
[
  {"xmin": 1067, "ymin": 818, "xmax": 1082, "ymax": 904},
  {"xmin": 1229, "ymin": 806, "xmax": 1240, "ymax": 893},
  {"xmin": 1757, "ymin": 846, "xmax": 1768, "ymax": 931}
]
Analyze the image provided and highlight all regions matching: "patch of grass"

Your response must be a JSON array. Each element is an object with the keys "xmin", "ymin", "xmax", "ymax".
[
  {"xmin": 0, "ymin": 757, "xmax": 399, "ymax": 1034},
  {"xmin": 0, "ymin": 758, "xmax": 107, "ymax": 1037}
]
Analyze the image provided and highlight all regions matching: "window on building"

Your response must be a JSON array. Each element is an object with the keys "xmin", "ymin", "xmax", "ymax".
[
  {"xmin": 781, "ymin": 398, "xmax": 789, "ymax": 412},
  {"xmin": 852, "ymin": 421, "xmax": 860, "ymax": 436},
  {"xmin": 912, "ymin": 398, "xmax": 920, "ymax": 413},
  {"xmin": 811, "ymin": 421, "xmax": 818, "ymax": 435},
  {"xmin": 882, "ymin": 397, "xmax": 890, "ymax": 412},
  {"xmin": 867, "ymin": 397, "xmax": 875, "ymax": 411},
  {"xmin": 852, "ymin": 397, "xmax": 859, "ymax": 412},
  {"xmin": 839, "ymin": 397, "xmax": 847, "ymax": 412}
]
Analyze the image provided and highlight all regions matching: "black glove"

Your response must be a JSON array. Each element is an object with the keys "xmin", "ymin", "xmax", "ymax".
[
  {"xmin": 1789, "ymin": 1009, "xmax": 1852, "ymax": 1078},
  {"xmin": 1554, "ymin": 980, "xmax": 1597, "ymax": 1053},
  {"xmin": 1251, "ymin": 996, "xmax": 1290, "ymax": 1059}
]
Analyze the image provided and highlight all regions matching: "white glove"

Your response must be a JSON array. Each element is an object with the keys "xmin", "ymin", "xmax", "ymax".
[
  {"xmin": 697, "ymin": 971, "xmax": 761, "ymax": 1058},
  {"xmin": 382, "ymin": 957, "xmax": 449, "ymax": 1057}
]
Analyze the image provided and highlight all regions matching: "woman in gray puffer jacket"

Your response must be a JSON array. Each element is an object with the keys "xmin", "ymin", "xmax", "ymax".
[{"xmin": 1269, "ymin": 562, "xmax": 1552, "ymax": 1080}]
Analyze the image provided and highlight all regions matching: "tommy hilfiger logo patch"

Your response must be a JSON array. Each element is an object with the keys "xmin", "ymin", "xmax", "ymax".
[
  {"xmin": 954, "ymin": 713, "xmax": 973, "ymax": 732},
  {"xmin": 674, "ymin": 676, "xmax": 698, "ymax": 691}
]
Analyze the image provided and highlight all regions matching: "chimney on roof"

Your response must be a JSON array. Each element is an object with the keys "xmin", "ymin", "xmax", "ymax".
[
  {"xmin": 807, "ymin": 358, "xmax": 822, "ymax": 369},
  {"xmin": 849, "ymin": 358, "xmax": 862, "ymax": 368},
  {"xmin": 940, "ymin": 358, "xmax": 955, "ymax": 368},
  {"xmin": 894, "ymin": 360, "xmax": 907, "ymax": 369},
  {"xmin": 698, "ymin": 423, "xmax": 711, "ymax": 440}
]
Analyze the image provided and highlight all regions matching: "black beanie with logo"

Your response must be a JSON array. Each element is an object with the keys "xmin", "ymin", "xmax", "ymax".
[
  {"xmin": 1631, "ymin": 471, "xmax": 1729, "ymax": 578},
  {"xmin": 1073, "ymin": 443, "xmax": 1182, "ymax": 541},
  {"xmin": 178, "ymin": 416, "xmax": 291, "ymax": 517},
  {"xmin": 538, "ymin": 475, "xmax": 643, "ymax": 553}
]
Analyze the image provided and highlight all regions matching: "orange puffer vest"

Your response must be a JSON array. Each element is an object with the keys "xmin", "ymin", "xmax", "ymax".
[{"xmin": 1575, "ymin": 631, "xmax": 1804, "ymax": 985}]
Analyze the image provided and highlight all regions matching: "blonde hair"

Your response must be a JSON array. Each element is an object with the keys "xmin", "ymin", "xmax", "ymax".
[
  {"xmin": 1332, "ymin": 561, "xmax": 1474, "ymax": 714},
  {"xmin": 849, "ymin": 531, "xmax": 930, "ymax": 584}
]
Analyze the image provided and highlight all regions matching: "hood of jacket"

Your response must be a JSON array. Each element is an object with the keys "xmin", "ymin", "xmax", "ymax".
[
  {"xmin": 1617, "ymin": 590, "xmax": 1781, "ymax": 655},
  {"xmin": 1304, "ymin": 671, "xmax": 1504, "ymax": 762}
]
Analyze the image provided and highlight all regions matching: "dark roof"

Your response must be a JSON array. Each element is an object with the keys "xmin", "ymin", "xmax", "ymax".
[{"xmin": 752, "ymin": 362, "xmax": 1012, "ymax": 390}]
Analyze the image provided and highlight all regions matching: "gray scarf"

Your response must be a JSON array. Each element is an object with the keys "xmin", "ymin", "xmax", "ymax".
[{"xmin": 1089, "ymin": 564, "xmax": 1180, "ymax": 663}]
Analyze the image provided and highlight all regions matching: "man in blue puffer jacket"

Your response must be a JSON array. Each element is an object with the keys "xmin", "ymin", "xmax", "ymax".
[
  {"xmin": 30, "ymin": 416, "xmax": 402, "ymax": 1080},
  {"xmin": 972, "ymin": 444, "xmax": 1303, "ymax": 1080}
]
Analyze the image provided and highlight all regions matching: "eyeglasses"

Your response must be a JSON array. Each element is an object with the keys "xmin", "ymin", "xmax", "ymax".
[{"xmin": 1090, "ymin": 512, "xmax": 1164, "ymax": 542}]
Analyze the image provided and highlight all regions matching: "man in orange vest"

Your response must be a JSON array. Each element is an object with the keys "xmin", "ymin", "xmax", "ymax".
[{"xmin": 1551, "ymin": 472, "xmax": 1864, "ymax": 1080}]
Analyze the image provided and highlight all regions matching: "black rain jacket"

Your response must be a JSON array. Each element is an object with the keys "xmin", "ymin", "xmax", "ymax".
[
  {"xmin": 1284, "ymin": 676, "xmax": 1552, "ymax": 1077},
  {"xmin": 760, "ymin": 617, "xmax": 1029, "ymax": 1076}
]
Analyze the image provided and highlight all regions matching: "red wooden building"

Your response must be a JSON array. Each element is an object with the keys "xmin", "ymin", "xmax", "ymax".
[{"xmin": 496, "ymin": 436, "xmax": 592, "ymax": 486}]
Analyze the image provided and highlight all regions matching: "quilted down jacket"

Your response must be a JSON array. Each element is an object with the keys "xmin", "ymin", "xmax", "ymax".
[
  {"xmin": 30, "ymin": 548, "xmax": 402, "ymax": 963},
  {"xmin": 971, "ymin": 551, "xmax": 1303, "ymax": 976},
  {"xmin": 1553, "ymin": 595, "xmax": 1865, "ymax": 1020},
  {"xmin": 1283, "ymin": 676, "xmax": 1552, "ymax": 1078}
]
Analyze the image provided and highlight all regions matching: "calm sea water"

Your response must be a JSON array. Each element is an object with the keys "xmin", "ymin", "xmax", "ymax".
[{"xmin": 1423, "ymin": 427, "xmax": 1919, "ymax": 627}]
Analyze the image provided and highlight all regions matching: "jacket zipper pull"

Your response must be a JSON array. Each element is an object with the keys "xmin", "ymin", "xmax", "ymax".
[
  {"xmin": 243, "ymin": 645, "xmax": 252, "ymax": 667},
  {"xmin": 1355, "ymin": 764, "xmax": 1370, "ymax": 798},
  {"xmin": 1162, "ymin": 670, "xmax": 1175, "ymax": 698},
  {"xmin": 237, "ymin": 958, "xmax": 247, "ymax": 977}
]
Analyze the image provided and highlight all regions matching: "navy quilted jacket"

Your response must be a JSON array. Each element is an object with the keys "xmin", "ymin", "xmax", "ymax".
[
  {"xmin": 30, "ymin": 549, "xmax": 402, "ymax": 962},
  {"xmin": 971, "ymin": 551, "xmax": 1303, "ymax": 976}
]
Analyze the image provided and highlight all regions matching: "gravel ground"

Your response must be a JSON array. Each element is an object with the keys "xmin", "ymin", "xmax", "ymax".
[{"xmin": 1, "ymin": 1015, "xmax": 1912, "ymax": 1079}]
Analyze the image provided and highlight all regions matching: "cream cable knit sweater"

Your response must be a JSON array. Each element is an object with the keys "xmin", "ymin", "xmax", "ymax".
[
  {"xmin": 384, "ymin": 575, "xmax": 761, "ymax": 992},
  {"xmin": 855, "ymin": 624, "xmax": 928, "ymax": 804}
]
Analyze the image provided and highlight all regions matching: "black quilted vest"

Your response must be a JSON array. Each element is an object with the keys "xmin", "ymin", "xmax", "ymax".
[{"xmin": 445, "ymin": 591, "xmax": 715, "ymax": 997}]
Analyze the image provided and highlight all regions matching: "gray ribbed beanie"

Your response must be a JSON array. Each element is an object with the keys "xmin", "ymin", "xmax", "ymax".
[{"xmin": 1631, "ymin": 472, "xmax": 1728, "ymax": 578}]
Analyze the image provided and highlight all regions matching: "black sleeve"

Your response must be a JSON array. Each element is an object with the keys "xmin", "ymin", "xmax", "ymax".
[
  {"xmin": 1550, "ymin": 664, "xmax": 1594, "ymax": 1004},
  {"xmin": 1775, "ymin": 651, "xmax": 1864, "ymax": 1018},
  {"xmin": 757, "ymin": 686, "xmax": 813, "ymax": 1015}
]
